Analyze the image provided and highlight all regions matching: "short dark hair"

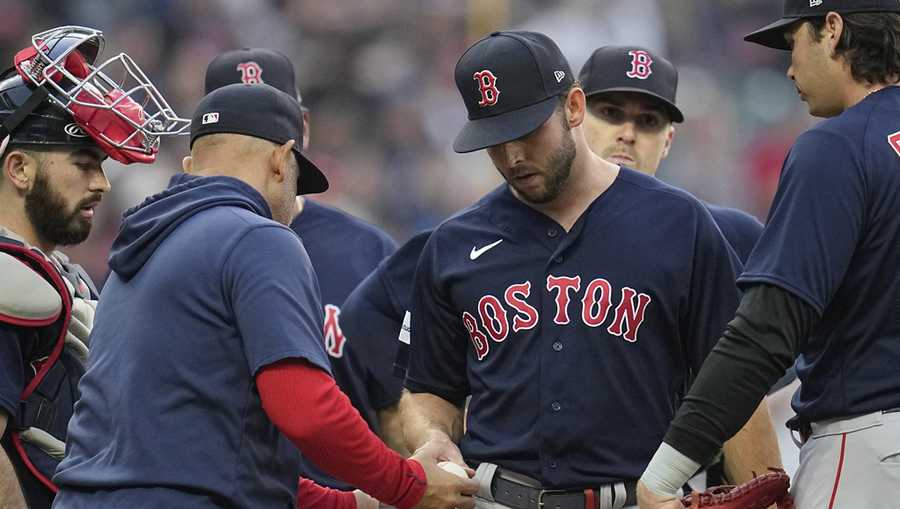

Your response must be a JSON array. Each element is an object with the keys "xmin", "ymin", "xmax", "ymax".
[{"xmin": 808, "ymin": 12, "xmax": 900, "ymax": 84}]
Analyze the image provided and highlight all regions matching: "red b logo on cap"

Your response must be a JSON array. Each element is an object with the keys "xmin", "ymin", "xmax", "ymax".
[
  {"xmin": 626, "ymin": 50, "xmax": 653, "ymax": 80},
  {"xmin": 473, "ymin": 70, "xmax": 500, "ymax": 107},
  {"xmin": 236, "ymin": 61, "xmax": 264, "ymax": 85}
]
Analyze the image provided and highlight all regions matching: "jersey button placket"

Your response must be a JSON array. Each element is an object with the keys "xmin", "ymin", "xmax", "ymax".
[{"xmin": 552, "ymin": 340, "xmax": 563, "ymax": 352}]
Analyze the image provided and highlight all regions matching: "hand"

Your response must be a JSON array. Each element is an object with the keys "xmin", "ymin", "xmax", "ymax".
[
  {"xmin": 423, "ymin": 430, "xmax": 466, "ymax": 466},
  {"xmin": 353, "ymin": 490, "xmax": 380, "ymax": 509},
  {"xmin": 637, "ymin": 480, "xmax": 683, "ymax": 509},
  {"xmin": 410, "ymin": 440, "xmax": 479, "ymax": 509}
]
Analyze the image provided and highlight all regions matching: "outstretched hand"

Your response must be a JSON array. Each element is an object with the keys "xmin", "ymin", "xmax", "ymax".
[{"xmin": 411, "ymin": 439, "xmax": 479, "ymax": 509}]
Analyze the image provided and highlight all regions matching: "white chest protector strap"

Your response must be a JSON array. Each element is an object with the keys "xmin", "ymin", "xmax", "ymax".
[{"xmin": 0, "ymin": 251, "xmax": 62, "ymax": 326}]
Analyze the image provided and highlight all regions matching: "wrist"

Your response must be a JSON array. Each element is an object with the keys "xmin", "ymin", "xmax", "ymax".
[
  {"xmin": 392, "ymin": 458, "xmax": 427, "ymax": 509},
  {"xmin": 640, "ymin": 442, "xmax": 701, "ymax": 496}
]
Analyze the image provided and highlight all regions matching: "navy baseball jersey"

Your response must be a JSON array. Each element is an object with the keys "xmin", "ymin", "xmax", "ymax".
[
  {"xmin": 340, "ymin": 230, "xmax": 433, "ymax": 387},
  {"xmin": 406, "ymin": 168, "xmax": 742, "ymax": 486},
  {"xmin": 54, "ymin": 174, "xmax": 331, "ymax": 509},
  {"xmin": 290, "ymin": 199, "xmax": 397, "ymax": 489},
  {"xmin": 704, "ymin": 204, "xmax": 763, "ymax": 264},
  {"xmin": 739, "ymin": 87, "xmax": 900, "ymax": 422}
]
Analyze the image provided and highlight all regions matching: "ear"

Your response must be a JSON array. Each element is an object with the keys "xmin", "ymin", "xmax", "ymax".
[
  {"xmin": 182, "ymin": 155, "xmax": 193, "ymax": 173},
  {"xmin": 269, "ymin": 139, "xmax": 296, "ymax": 184},
  {"xmin": 3, "ymin": 150, "xmax": 36, "ymax": 192},
  {"xmin": 566, "ymin": 87, "xmax": 586, "ymax": 128},
  {"xmin": 661, "ymin": 125, "xmax": 675, "ymax": 159},
  {"xmin": 824, "ymin": 11, "xmax": 844, "ymax": 55},
  {"xmin": 301, "ymin": 111, "xmax": 311, "ymax": 152}
]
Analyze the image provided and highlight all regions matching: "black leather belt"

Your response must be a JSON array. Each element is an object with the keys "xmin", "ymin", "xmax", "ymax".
[
  {"xmin": 789, "ymin": 407, "xmax": 900, "ymax": 444},
  {"xmin": 491, "ymin": 470, "xmax": 637, "ymax": 509}
]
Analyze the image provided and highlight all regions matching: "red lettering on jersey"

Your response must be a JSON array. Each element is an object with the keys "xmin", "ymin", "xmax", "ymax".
[
  {"xmin": 626, "ymin": 50, "xmax": 653, "ymax": 80},
  {"xmin": 505, "ymin": 281, "xmax": 539, "ymax": 333},
  {"xmin": 478, "ymin": 295, "xmax": 509, "ymax": 342},
  {"xmin": 236, "ymin": 61, "xmax": 264, "ymax": 84},
  {"xmin": 323, "ymin": 304, "xmax": 347, "ymax": 357},
  {"xmin": 546, "ymin": 275, "xmax": 582, "ymax": 325},
  {"xmin": 463, "ymin": 311, "xmax": 490, "ymax": 361},
  {"xmin": 581, "ymin": 277, "xmax": 613, "ymax": 327},
  {"xmin": 889, "ymin": 131, "xmax": 900, "ymax": 158},
  {"xmin": 473, "ymin": 70, "xmax": 500, "ymax": 107},
  {"xmin": 607, "ymin": 287, "xmax": 651, "ymax": 342}
]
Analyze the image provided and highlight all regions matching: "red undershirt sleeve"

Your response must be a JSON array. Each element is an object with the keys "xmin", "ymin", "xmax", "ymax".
[
  {"xmin": 296, "ymin": 478, "xmax": 356, "ymax": 509},
  {"xmin": 256, "ymin": 359, "xmax": 426, "ymax": 509}
]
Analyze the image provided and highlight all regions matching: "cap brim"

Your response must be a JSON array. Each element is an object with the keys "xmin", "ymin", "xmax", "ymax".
[
  {"xmin": 453, "ymin": 96, "xmax": 559, "ymax": 153},
  {"xmin": 294, "ymin": 151, "xmax": 329, "ymax": 195},
  {"xmin": 744, "ymin": 17, "xmax": 801, "ymax": 50},
  {"xmin": 584, "ymin": 87, "xmax": 684, "ymax": 123}
]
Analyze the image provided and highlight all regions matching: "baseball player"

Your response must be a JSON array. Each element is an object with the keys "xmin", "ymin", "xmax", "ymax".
[
  {"xmin": 339, "ymin": 229, "xmax": 435, "ymax": 413},
  {"xmin": 577, "ymin": 46, "xmax": 786, "ymax": 486},
  {"xmin": 578, "ymin": 46, "xmax": 764, "ymax": 264},
  {"xmin": 0, "ymin": 25, "xmax": 188, "ymax": 509},
  {"xmin": 203, "ymin": 48, "xmax": 405, "ymax": 488},
  {"xmin": 52, "ymin": 83, "xmax": 478, "ymax": 509},
  {"xmin": 400, "ymin": 30, "xmax": 778, "ymax": 509},
  {"xmin": 637, "ymin": 2, "xmax": 900, "ymax": 508}
]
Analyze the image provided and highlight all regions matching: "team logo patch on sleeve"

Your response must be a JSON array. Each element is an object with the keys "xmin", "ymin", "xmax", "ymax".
[
  {"xmin": 888, "ymin": 130, "xmax": 900, "ymax": 158},
  {"xmin": 323, "ymin": 304, "xmax": 347, "ymax": 358}
]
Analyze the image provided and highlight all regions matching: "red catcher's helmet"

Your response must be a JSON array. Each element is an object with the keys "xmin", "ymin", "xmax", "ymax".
[{"xmin": 5, "ymin": 26, "xmax": 189, "ymax": 164}]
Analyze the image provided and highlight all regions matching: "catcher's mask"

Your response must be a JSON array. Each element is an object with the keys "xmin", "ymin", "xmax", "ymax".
[{"xmin": 1, "ymin": 25, "xmax": 189, "ymax": 164}]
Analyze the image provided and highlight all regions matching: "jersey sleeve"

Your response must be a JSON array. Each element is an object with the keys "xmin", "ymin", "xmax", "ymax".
[
  {"xmin": 683, "ymin": 206, "xmax": 744, "ymax": 372},
  {"xmin": 0, "ymin": 323, "xmax": 25, "ymax": 418},
  {"xmin": 404, "ymin": 232, "xmax": 470, "ymax": 406},
  {"xmin": 739, "ymin": 130, "xmax": 865, "ymax": 314},
  {"xmin": 341, "ymin": 268, "xmax": 405, "ymax": 410},
  {"xmin": 224, "ymin": 225, "xmax": 332, "ymax": 376},
  {"xmin": 707, "ymin": 206, "xmax": 764, "ymax": 264}
]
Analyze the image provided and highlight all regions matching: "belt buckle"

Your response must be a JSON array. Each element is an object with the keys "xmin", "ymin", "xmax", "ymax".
[{"xmin": 537, "ymin": 488, "xmax": 568, "ymax": 508}]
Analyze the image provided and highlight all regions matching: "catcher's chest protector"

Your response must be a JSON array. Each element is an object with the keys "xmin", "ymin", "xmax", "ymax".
[{"xmin": 0, "ymin": 237, "xmax": 89, "ymax": 493}]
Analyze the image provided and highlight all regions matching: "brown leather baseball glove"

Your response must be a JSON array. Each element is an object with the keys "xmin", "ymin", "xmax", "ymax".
[{"xmin": 681, "ymin": 469, "xmax": 794, "ymax": 509}]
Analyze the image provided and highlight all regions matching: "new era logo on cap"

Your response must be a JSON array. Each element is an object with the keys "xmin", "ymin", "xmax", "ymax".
[
  {"xmin": 201, "ymin": 112, "xmax": 219, "ymax": 125},
  {"xmin": 810, "ymin": 0, "xmax": 822, "ymax": 6},
  {"xmin": 554, "ymin": 71, "xmax": 566, "ymax": 83}
]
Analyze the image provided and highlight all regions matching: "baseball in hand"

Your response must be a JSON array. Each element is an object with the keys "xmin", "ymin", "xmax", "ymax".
[{"xmin": 438, "ymin": 461, "xmax": 469, "ymax": 478}]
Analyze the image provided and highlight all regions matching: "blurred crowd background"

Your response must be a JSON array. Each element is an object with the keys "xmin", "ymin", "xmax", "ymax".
[{"xmin": 1, "ymin": 0, "xmax": 815, "ymax": 284}]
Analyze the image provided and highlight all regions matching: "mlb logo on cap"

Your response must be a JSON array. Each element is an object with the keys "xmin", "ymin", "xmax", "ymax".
[{"xmin": 201, "ymin": 112, "xmax": 219, "ymax": 125}]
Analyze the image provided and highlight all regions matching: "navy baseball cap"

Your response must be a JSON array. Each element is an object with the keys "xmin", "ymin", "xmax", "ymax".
[
  {"xmin": 190, "ymin": 83, "xmax": 328, "ymax": 195},
  {"xmin": 204, "ymin": 48, "xmax": 306, "ymax": 108},
  {"xmin": 578, "ymin": 46, "xmax": 683, "ymax": 123},
  {"xmin": 453, "ymin": 31, "xmax": 574, "ymax": 153},
  {"xmin": 745, "ymin": 0, "xmax": 900, "ymax": 50}
]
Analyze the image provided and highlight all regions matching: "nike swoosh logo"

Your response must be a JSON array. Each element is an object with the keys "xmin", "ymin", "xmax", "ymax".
[{"xmin": 470, "ymin": 239, "xmax": 503, "ymax": 260}]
